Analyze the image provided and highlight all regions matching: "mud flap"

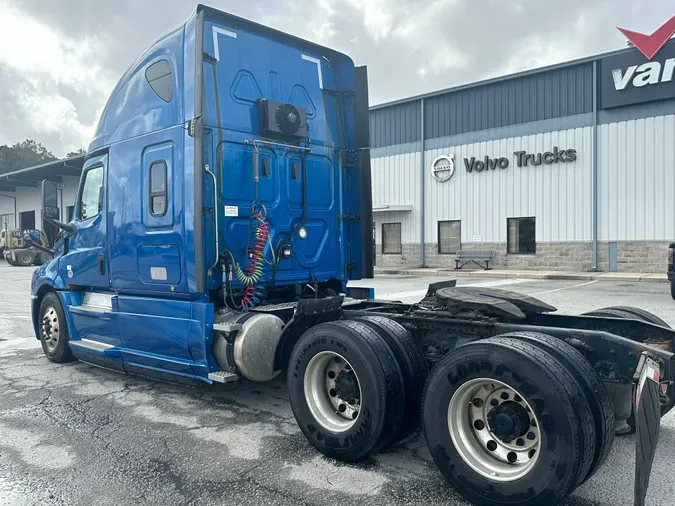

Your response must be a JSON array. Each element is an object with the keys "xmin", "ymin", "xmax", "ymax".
[{"xmin": 634, "ymin": 354, "xmax": 661, "ymax": 506}]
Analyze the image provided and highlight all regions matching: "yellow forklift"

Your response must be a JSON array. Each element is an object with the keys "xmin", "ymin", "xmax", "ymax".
[{"xmin": 1, "ymin": 226, "xmax": 52, "ymax": 266}]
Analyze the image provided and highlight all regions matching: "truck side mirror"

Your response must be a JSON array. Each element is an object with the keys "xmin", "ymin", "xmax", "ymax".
[{"xmin": 42, "ymin": 180, "xmax": 59, "ymax": 221}]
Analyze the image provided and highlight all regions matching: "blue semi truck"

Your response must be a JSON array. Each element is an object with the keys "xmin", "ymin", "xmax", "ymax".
[{"xmin": 29, "ymin": 5, "xmax": 674, "ymax": 505}]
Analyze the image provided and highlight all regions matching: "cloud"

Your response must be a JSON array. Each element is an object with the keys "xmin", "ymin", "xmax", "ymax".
[
  {"xmin": 0, "ymin": 0, "xmax": 670, "ymax": 156},
  {"xmin": 0, "ymin": 1, "xmax": 116, "ymax": 155}
]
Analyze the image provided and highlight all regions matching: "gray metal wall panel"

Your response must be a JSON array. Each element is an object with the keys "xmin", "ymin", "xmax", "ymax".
[
  {"xmin": 422, "ymin": 64, "xmax": 593, "ymax": 141},
  {"xmin": 369, "ymin": 100, "xmax": 421, "ymax": 149},
  {"xmin": 371, "ymin": 151, "xmax": 420, "ymax": 244},
  {"xmin": 599, "ymin": 98, "xmax": 675, "ymax": 125},
  {"xmin": 424, "ymin": 126, "xmax": 593, "ymax": 243},
  {"xmin": 598, "ymin": 115, "xmax": 675, "ymax": 241}
]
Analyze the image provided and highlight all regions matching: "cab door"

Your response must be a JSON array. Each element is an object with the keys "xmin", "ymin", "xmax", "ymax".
[{"xmin": 60, "ymin": 154, "xmax": 110, "ymax": 289}]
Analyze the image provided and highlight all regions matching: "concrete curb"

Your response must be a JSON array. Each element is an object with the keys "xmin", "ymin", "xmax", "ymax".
[{"xmin": 375, "ymin": 268, "xmax": 668, "ymax": 283}]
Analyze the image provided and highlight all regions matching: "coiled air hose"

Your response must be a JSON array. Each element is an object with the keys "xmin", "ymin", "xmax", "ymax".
[{"xmin": 230, "ymin": 208, "xmax": 270, "ymax": 311}]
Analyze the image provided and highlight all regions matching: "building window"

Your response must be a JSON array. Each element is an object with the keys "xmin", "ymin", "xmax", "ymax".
[
  {"xmin": 507, "ymin": 217, "xmax": 536, "ymax": 254},
  {"xmin": 78, "ymin": 165, "xmax": 104, "ymax": 221},
  {"xmin": 149, "ymin": 160, "xmax": 168, "ymax": 217},
  {"xmin": 382, "ymin": 223, "xmax": 402, "ymax": 254},
  {"xmin": 145, "ymin": 59, "xmax": 172, "ymax": 103},
  {"xmin": 438, "ymin": 220, "xmax": 461, "ymax": 254}
]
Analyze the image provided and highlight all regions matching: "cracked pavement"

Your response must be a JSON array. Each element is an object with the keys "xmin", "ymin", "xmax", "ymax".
[{"xmin": 2, "ymin": 262, "xmax": 675, "ymax": 505}]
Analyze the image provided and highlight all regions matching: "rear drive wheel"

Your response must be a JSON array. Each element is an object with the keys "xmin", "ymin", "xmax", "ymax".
[
  {"xmin": 496, "ymin": 331, "xmax": 614, "ymax": 483},
  {"xmin": 422, "ymin": 337, "xmax": 595, "ymax": 506},
  {"xmin": 288, "ymin": 320, "xmax": 405, "ymax": 461},
  {"xmin": 16, "ymin": 250, "xmax": 35, "ymax": 267},
  {"xmin": 354, "ymin": 316, "xmax": 428, "ymax": 443},
  {"xmin": 38, "ymin": 251, "xmax": 53, "ymax": 265},
  {"xmin": 38, "ymin": 292, "xmax": 75, "ymax": 363}
]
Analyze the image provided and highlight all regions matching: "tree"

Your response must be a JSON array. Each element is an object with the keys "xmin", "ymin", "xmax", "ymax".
[
  {"xmin": 0, "ymin": 140, "xmax": 58, "ymax": 175},
  {"xmin": 66, "ymin": 148, "xmax": 87, "ymax": 158}
]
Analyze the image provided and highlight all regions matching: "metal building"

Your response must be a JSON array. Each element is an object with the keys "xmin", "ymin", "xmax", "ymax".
[
  {"xmin": 0, "ymin": 156, "xmax": 85, "ymax": 235},
  {"xmin": 370, "ymin": 38, "xmax": 675, "ymax": 273}
]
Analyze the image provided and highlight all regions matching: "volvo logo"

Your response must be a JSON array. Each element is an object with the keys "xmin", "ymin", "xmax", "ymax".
[{"xmin": 431, "ymin": 155, "xmax": 455, "ymax": 182}]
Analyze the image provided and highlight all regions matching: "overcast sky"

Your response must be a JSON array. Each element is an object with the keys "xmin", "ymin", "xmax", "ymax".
[{"xmin": 0, "ymin": 0, "xmax": 671, "ymax": 157}]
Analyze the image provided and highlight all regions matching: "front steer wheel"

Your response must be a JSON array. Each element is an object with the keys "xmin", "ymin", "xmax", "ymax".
[
  {"xmin": 287, "ymin": 320, "xmax": 405, "ymax": 462},
  {"xmin": 422, "ymin": 337, "xmax": 596, "ymax": 506},
  {"xmin": 38, "ymin": 292, "xmax": 75, "ymax": 363}
]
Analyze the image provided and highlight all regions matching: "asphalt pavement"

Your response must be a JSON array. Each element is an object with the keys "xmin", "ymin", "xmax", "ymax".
[{"xmin": 1, "ymin": 261, "xmax": 675, "ymax": 506}]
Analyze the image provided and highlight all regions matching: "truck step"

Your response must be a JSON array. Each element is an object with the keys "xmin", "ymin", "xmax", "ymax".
[
  {"xmin": 208, "ymin": 371, "xmax": 239, "ymax": 384},
  {"xmin": 213, "ymin": 322, "xmax": 242, "ymax": 333}
]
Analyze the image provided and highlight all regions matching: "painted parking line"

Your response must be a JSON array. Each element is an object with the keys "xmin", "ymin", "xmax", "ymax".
[
  {"xmin": 531, "ymin": 280, "xmax": 598, "ymax": 295},
  {"xmin": 378, "ymin": 278, "xmax": 533, "ymax": 301}
]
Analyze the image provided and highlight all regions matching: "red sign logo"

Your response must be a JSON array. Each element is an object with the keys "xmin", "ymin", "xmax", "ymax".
[{"xmin": 618, "ymin": 15, "xmax": 675, "ymax": 60}]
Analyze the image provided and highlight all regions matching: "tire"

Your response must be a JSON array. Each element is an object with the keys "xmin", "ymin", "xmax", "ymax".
[
  {"xmin": 422, "ymin": 337, "xmax": 596, "ymax": 506},
  {"xmin": 354, "ymin": 316, "xmax": 428, "ymax": 443},
  {"xmin": 584, "ymin": 306, "xmax": 670, "ymax": 329},
  {"xmin": 38, "ymin": 292, "xmax": 75, "ymax": 363},
  {"xmin": 16, "ymin": 250, "xmax": 35, "ymax": 267},
  {"xmin": 38, "ymin": 252, "xmax": 53, "ymax": 265},
  {"xmin": 496, "ymin": 332, "xmax": 614, "ymax": 483},
  {"xmin": 583, "ymin": 306, "xmax": 675, "ymax": 429},
  {"xmin": 287, "ymin": 320, "xmax": 405, "ymax": 462}
]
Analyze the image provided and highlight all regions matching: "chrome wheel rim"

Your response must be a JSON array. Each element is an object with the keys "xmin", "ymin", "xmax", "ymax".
[
  {"xmin": 304, "ymin": 351, "xmax": 362, "ymax": 433},
  {"xmin": 448, "ymin": 378, "xmax": 541, "ymax": 482},
  {"xmin": 40, "ymin": 307, "xmax": 60, "ymax": 351}
]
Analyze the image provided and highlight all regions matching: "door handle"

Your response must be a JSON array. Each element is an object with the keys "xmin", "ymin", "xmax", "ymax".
[{"xmin": 98, "ymin": 252, "xmax": 105, "ymax": 275}]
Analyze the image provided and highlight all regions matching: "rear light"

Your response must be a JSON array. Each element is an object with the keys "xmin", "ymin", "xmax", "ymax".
[{"xmin": 669, "ymin": 248, "xmax": 674, "ymax": 264}]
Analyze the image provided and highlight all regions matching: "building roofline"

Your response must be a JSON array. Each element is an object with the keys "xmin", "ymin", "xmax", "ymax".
[
  {"xmin": 0, "ymin": 155, "xmax": 86, "ymax": 179},
  {"xmin": 370, "ymin": 40, "xmax": 668, "ymax": 111}
]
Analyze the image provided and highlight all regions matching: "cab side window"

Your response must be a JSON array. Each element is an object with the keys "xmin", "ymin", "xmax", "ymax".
[
  {"xmin": 78, "ymin": 166, "xmax": 104, "ymax": 221},
  {"xmin": 149, "ymin": 161, "xmax": 168, "ymax": 217}
]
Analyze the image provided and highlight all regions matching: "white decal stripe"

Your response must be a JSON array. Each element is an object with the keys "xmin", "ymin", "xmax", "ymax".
[
  {"xmin": 302, "ymin": 54, "xmax": 323, "ymax": 89},
  {"xmin": 212, "ymin": 27, "xmax": 237, "ymax": 61}
]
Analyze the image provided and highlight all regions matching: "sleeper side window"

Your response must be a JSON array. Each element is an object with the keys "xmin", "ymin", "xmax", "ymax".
[
  {"xmin": 78, "ymin": 166, "xmax": 104, "ymax": 221},
  {"xmin": 145, "ymin": 60, "xmax": 172, "ymax": 103},
  {"xmin": 150, "ymin": 161, "xmax": 168, "ymax": 217}
]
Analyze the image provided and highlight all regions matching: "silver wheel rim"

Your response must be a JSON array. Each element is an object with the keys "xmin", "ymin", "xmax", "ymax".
[
  {"xmin": 448, "ymin": 378, "xmax": 541, "ymax": 482},
  {"xmin": 40, "ymin": 307, "xmax": 60, "ymax": 352},
  {"xmin": 304, "ymin": 351, "xmax": 362, "ymax": 433}
]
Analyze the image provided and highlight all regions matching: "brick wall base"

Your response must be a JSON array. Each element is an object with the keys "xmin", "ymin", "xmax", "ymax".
[{"xmin": 375, "ymin": 241, "xmax": 670, "ymax": 272}]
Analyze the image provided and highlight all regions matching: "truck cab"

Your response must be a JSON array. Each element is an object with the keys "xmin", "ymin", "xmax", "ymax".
[{"xmin": 31, "ymin": 4, "xmax": 372, "ymax": 382}]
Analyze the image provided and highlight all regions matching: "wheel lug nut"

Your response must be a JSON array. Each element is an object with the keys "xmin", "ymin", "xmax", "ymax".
[
  {"xmin": 473, "ymin": 420, "xmax": 485, "ymax": 430},
  {"xmin": 327, "ymin": 371, "xmax": 336, "ymax": 379},
  {"xmin": 516, "ymin": 438, "xmax": 524, "ymax": 447},
  {"xmin": 527, "ymin": 432, "xmax": 536, "ymax": 440},
  {"xmin": 338, "ymin": 404, "xmax": 346, "ymax": 413},
  {"xmin": 329, "ymin": 389, "xmax": 337, "ymax": 397},
  {"xmin": 507, "ymin": 452, "xmax": 517, "ymax": 463},
  {"xmin": 487, "ymin": 440, "xmax": 497, "ymax": 451}
]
